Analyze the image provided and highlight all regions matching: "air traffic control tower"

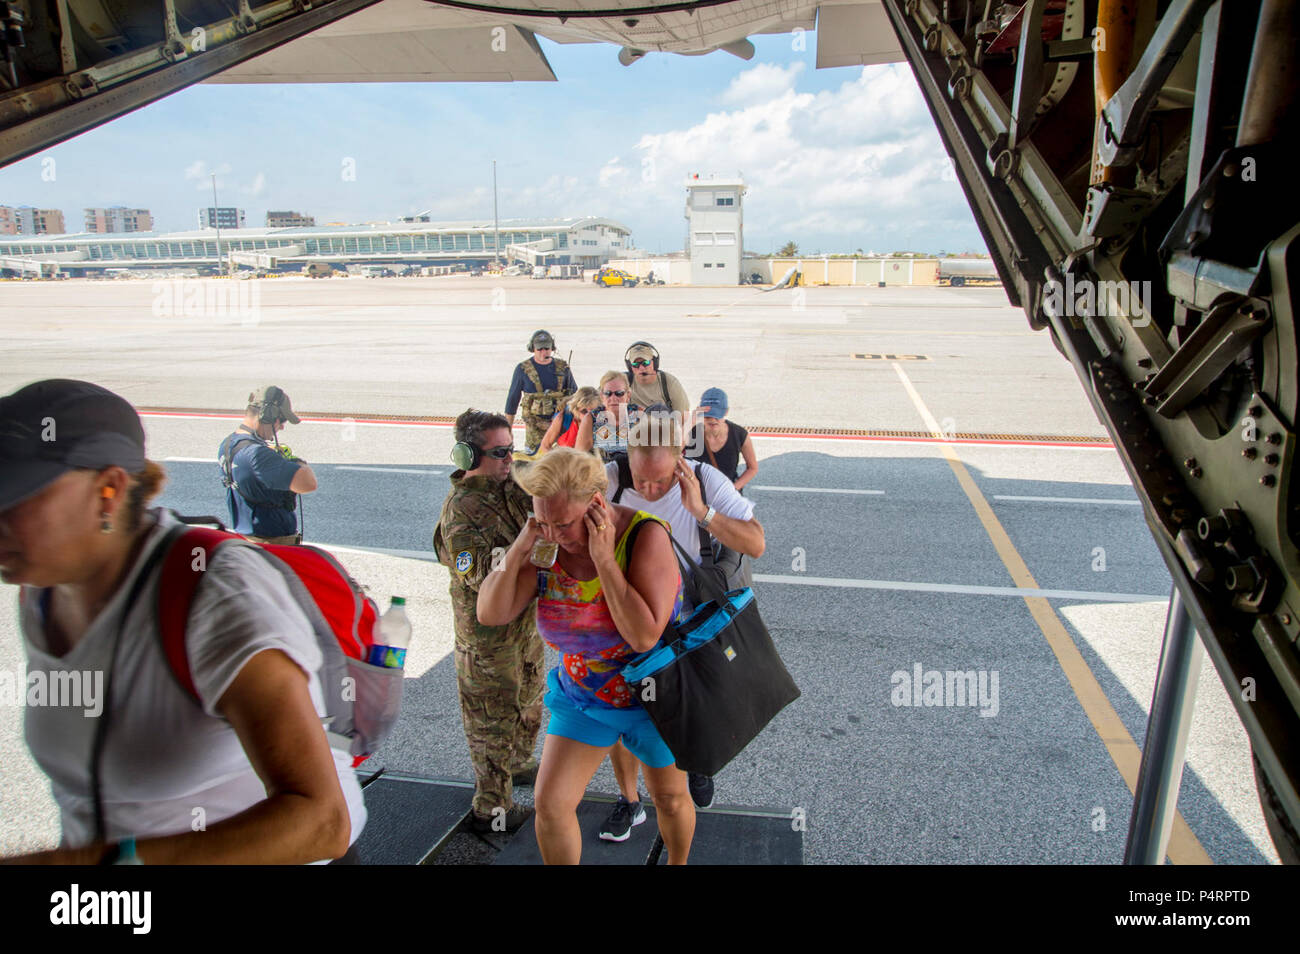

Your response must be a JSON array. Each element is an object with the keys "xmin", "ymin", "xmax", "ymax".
[{"xmin": 685, "ymin": 174, "xmax": 746, "ymax": 285}]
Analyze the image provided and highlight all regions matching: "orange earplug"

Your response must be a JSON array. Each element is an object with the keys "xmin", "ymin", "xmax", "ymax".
[{"xmin": 101, "ymin": 486, "xmax": 116, "ymax": 500}]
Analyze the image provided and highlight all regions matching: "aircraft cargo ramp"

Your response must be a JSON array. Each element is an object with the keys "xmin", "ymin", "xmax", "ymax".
[{"xmin": 351, "ymin": 771, "xmax": 802, "ymax": 865}]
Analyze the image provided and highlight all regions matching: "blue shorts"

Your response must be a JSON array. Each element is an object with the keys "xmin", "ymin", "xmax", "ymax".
[{"xmin": 543, "ymin": 668, "xmax": 676, "ymax": 769}]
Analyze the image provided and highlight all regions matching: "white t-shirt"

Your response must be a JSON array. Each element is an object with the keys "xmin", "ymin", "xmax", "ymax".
[
  {"xmin": 604, "ymin": 459, "xmax": 755, "ymax": 564},
  {"xmin": 19, "ymin": 509, "xmax": 366, "ymax": 860}
]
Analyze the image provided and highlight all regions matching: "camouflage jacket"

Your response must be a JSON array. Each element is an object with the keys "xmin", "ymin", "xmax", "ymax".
[{"xmin": 433, "ymin": 470, "xmax": 533, "ymax": 596}]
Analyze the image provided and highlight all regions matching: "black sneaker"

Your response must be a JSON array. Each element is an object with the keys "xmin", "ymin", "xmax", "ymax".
[
  {"xmin": 598, "ymin": 795, "xmax": 647, "ymax": 842},
  {"xmin": 470, "ymin": 805, "xmax": 533, "ymax": 834},
  {"xmin": 688, "ymin": 772, "xmax": 715, "ymax": 809}
]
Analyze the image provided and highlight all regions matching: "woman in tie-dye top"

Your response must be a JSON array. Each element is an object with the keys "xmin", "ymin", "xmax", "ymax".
[{"xmin": 478, "ymin": 448, "xmax": 694, "ymax": 865}]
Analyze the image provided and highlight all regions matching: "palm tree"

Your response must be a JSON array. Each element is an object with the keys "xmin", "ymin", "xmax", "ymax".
[{"xmin": 777, "ymin": 241, "xmax": 798, "ymax": 257}]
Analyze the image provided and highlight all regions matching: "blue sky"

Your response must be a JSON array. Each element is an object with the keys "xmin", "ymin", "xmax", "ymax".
[{"xmin": 0, "ymin": 33, "xmax": 986, "ymax": 254}]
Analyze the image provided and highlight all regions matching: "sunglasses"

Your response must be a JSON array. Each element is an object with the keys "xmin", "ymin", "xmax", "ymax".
[
  {"xmin": 483, "ymin": 445, "xmax": 514, "ymax": 459},
  {"xmin": 603, "ymin": 389, "xmax": 627, "ymax": 397},
  {"xmin": 630, "ymin": 358, "xmax": 653, "ymax": 367}
]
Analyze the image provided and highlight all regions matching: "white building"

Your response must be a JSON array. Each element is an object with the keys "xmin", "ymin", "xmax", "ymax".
[{"xmin": 685, "ymin": 174, "xmax": 745, "ymax": 285}]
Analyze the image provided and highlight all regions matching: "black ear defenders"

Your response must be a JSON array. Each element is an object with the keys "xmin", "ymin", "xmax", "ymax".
[
  {"xmin": 257, "ymin": 387, "xmax": 287, "ymax": 425},
  {"xmin": 450, "ymin": 440, "xmax": 481, "ymax": 471},
  {"xmin": 624, "ymin": 341, "xmax": 660, "ymax": 376}
]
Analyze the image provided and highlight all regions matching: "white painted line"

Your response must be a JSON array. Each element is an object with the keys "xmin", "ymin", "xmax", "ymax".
[
  {"xmin": 753, "ymin": 574, "xmax": 1165, "ymax": 603},
  {"xmin": 317, "ymin": 543, "xmax": 437, "ymax": 561},
  {"xmin": 747, "ymin": 434, "xmax": 1116, "ymax": 449},
  {"xmin": 165, "ymin": 456, "xmax": 217, "ymax": 463},
  {"xmin": 143, "ymin": 412, "xmax": 453, "ymax": 431},
  {"xmin": 994, "ymin": 494, "xmax": 1140, "ymax": 506},
  {"xmin": 749, "ymin": 485, "xmax": 884, "ymax": 495},
  {"xmin": 334, "ymin": 465, "xmax": 443, "ymax": 475}
]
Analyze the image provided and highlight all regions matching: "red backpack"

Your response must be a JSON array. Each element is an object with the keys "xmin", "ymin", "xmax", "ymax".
[{"xmin": 156, "ymin": 524, "xmax": 403, "ymax": 767}]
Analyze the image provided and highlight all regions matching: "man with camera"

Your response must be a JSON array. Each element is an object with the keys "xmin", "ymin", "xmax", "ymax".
[{"xmin": 218, "ymin": 385, "xmax": 317, "ymax": 545}]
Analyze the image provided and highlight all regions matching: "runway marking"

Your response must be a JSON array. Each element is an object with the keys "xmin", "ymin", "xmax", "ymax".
[
  {"xmin": 749, "ymin": 486, "xmax": 884, "ymax": 496},
  {"xmin": 755, "ymin": 575, "xmax": 1164, "ymax": 602},
  {"xmin": 749, "ymin": 434, "xmax": 1114, "ymax": 448},
  {"xmin": 139, "ymin": 413, "xmax": 1112, "ymax": 447},
  {"xmin": 319, "ymin": 543, "xmax": 436, "ymax": 561},
  {"xmin": 313, "ymin": 545, "xmax": 1164, "ymax": 602},
  {"xmin": 142, "ymin": 411, "xmax": 455, "ymax": 430},
  {"xmin": 334, "ymin": 465, "xmax": 444, "ymax": 475},
  {"xmin": 891, "ymin": 360, "xmax": 1212, "ymax": 866},
  {"xmin": 994, "ymin": 494, "xmax": 1140, "ymax": 506}
]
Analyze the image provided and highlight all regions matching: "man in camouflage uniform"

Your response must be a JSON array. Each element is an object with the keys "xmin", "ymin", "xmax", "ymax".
[
  {"xmin": 505, "ymin": 329, "xmax": 576, "ymax": 453},
  {"xmin": 433, "ymin": 409, "xmax": 544, "ymax": 832}
]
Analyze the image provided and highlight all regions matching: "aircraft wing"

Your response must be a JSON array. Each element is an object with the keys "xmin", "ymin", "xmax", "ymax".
[{"xmin": 0, "ymin": 0, "xmax": 901, "ymax": 165}]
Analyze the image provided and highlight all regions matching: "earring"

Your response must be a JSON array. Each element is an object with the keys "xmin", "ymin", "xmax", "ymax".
[{"xmin": 100, "ymin": 486, "xmax": 116, "ymax": 534}]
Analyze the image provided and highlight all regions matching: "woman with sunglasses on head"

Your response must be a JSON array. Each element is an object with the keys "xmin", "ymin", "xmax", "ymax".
[
  {"xmin": 538, "ymin": 387, "xmax": 602, "ymax": 455},
  {"xmin": 0, "ymin": 379, "xmax": 365, "ymax": 865},
  {"xmin": 477, "ymin": 447, "xmax": 693, "ymax": 864},
  {"xmin": 576, "ymin": 371, "xmax": 641, "ymax": 462}
]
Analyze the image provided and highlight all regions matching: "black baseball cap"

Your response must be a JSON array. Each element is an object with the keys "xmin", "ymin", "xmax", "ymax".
[{"xmin": 0, "ymin": 379, "xmax": 146, "ymax": 512}]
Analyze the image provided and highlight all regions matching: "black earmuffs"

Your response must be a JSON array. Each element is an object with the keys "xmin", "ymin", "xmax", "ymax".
[{"xmin": 624, "ymin": 341, "xmax": 661, "ymax": 376}]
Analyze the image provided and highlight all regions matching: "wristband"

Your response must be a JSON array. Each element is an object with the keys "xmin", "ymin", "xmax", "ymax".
[
  {"xmin": 699, "ymin": 506, "xmax": 716, "ymax": 529},
  {"xmin": 100, "ymin": 837, "xmax": 144, "ymax": 865}
]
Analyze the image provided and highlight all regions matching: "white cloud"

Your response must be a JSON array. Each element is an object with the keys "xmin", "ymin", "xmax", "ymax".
[
  {"xmin": 613, "ymin": 64, "xmax": 982, "ymax": 253},
  {"xmin": 720, "ymin": 61, "xmax": 806, "ymax": 106},
  {"xmin": 598, "ymin": 157, "xmax": 628, "ymax": 189},
  {"xmin": 186, "ymin": 160, "xmax": 233, "ymax": 191}
]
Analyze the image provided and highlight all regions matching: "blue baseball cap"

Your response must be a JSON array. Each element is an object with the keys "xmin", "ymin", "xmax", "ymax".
[{"xmin": 699, "ymin": 388, "xmax": 729, "ymax": 419}]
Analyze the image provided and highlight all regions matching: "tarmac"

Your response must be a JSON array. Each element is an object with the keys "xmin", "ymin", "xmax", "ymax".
[{"xmin": 0, "ymin": 276, "xmax": 1281, "ymax": 863}]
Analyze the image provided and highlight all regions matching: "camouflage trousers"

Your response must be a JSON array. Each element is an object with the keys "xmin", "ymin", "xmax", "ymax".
[
  {"xmin": 453, "ymin": 615, "xmax": 545, "ymax": 816},
  {"xmin": 522, "ymin": 416, "xmax": 552, "ymax": 454}
]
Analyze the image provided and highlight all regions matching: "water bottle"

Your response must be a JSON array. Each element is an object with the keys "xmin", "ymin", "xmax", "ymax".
[{"xmin": 368, "ymin": 596, "xmax": 412, "ymax": 669}]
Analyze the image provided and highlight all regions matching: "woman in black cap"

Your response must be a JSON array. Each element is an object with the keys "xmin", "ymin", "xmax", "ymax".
[{"xmin": 0, "ymin": 379, "xmax": 364, "ymax": 864}]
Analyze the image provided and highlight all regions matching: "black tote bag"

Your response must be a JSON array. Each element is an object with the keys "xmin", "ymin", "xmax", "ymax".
[{"xmin": 620, "ymin": 522, "xmax": 799, "ymax": 776}]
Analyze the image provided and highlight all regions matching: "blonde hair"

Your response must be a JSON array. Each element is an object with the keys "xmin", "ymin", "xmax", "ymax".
[
  {"xmin": 628, "ymin": 410, "xmax": 685, "ymax": 453},
  {"xmin": 514, "ymin": 446, "xmax": 607, "ymax": 501},
  {"xmin": 598, "ymin": 370, "xmax": 628, "ymax": 391},
  {"xmin": 568, "ymin": 386, "xmax": 602, "ymax": 413}
]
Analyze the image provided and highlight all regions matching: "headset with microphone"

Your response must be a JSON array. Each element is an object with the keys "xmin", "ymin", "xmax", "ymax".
[
  {"xmin": 254, "ymin": 386, "xmax": 290, "ymax": 426},
  {"xmin": 624, "ymin": 341, "xmax": 661, "ymax": 376}
]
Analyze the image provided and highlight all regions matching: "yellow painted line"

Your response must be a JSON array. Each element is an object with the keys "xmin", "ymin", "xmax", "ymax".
[{"xmin": 891, "ymin": 361, "xmax": 1212, "ymax": 866}]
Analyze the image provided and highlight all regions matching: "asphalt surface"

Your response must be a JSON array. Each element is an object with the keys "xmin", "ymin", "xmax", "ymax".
[{"xmin": 0, "ymin": 278, "xmax": 1281, "ymax": 864}]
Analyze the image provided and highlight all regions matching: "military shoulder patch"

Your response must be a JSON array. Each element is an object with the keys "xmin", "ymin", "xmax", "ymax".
[{"xmin": 455, "ymin": 550, "xmax": 474, "ymax": 574}]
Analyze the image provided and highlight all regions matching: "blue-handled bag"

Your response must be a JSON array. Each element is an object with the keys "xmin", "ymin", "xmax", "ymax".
[{"xmin": 620, "ymin": 522, "xmax": 799, "ymax": 776}]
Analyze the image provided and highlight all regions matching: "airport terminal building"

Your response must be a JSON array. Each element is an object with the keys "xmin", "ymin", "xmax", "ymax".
[{"xmin": 0, "ymin": 216, "xmax": 632, "ymax": 276}]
